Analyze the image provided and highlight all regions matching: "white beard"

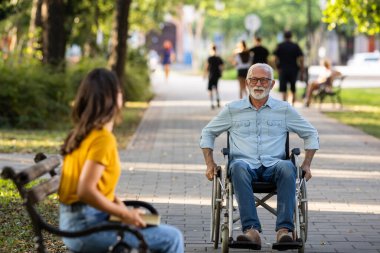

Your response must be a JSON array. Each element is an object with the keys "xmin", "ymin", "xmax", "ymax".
[{"xmin": 248, "ymin": 86, "xmax": 270, "ymax": 100}]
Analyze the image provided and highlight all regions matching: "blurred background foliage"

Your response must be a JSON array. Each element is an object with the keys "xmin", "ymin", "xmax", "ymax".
[{"xmin": 0, "ymin": 0, "xmax": 379, "ymax": 130}]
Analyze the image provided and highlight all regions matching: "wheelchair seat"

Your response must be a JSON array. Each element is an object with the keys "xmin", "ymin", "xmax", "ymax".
[{"xmin": 252, "ymin": 182, "xmax": 277, "ymax": 193}]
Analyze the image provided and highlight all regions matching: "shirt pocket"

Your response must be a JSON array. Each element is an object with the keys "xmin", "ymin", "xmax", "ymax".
[
  {"xmin": 266, "ymin": 120, "xmax": 285, "ymax": 136},
  {"xmin": 232, "ymin": 120, "xmax": 251, "ymax": 137}
]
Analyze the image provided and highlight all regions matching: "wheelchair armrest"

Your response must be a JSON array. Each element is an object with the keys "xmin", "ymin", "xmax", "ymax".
[
  {"xmin": 123, "ymin": 200, "xmax": 158, "ymax": 215},
  {"xmin": 291, "ymin": 148, "xmax": 300, "ymax": 156},
  {"xmin": 221, "ymin": 148, "xmax": 229, "ymax": 156}
]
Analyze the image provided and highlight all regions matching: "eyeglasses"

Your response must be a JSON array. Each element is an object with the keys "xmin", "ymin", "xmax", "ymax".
[{"xmin": 246, "ymin": 77, "xmax": 272, "ymax": 85}]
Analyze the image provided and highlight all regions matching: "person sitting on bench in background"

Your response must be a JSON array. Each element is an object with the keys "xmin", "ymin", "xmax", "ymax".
[
  {"xmin": 304, "ymin": 58, "xmax": 342, "ymax": 107},
  {"xmin": 59, "ymin": 68, "xmax": 183, "ymax": 253},
  {"xmin": 200, "ymin": 63, "xmax": 319, "ymax": 248}
]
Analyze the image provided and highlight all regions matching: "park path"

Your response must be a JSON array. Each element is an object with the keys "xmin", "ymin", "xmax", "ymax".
[
  {"xmin": 1, "ymin": 68, "xmax": 379, "ymax": 252},
  {"xmin": 116, "ymin": 68, "xmax": 380, "ymax": 252}
]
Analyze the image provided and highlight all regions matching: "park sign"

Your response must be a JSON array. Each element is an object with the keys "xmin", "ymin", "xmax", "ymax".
[{"xmin": 244, "ymin": 14, "xmax": 261, "ymax": 33}]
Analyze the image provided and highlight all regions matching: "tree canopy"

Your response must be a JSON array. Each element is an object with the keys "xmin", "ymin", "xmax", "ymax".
[{"xmin": 323, "ymin": 0, "xmax": 380, "ymax": 35}]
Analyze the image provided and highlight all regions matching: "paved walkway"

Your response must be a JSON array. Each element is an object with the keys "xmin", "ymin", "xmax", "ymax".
[
  {"xmin": 117, "ymin": 69, "xmax": 380, "ymax": 253},
  {"xmin": 1, "ymin": 68, "xmax": 380, "ymax": 252}
]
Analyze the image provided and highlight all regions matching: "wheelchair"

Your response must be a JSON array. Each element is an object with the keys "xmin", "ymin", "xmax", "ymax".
[{"xmin": 210, "ymin": 133, "xmax": 308, "ymax": 252}]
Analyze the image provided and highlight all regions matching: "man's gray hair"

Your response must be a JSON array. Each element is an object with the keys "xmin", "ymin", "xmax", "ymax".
[{"xmin": 247, "ymin": 63, "xmax": 274, "ymax": 80}]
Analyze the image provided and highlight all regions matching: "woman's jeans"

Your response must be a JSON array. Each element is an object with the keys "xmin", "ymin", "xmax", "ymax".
[
  {"xmin": 59, "ymin": 204, "xmax": 184, "ymax": 253},
  {"xmin": 229, "ymin": 160, "xmax": 296, "ymax": 233}
]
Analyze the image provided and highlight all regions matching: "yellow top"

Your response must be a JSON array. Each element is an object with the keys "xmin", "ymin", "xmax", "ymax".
[{"xmin": 58, "ymin": 128, "xmax": 121, "ymax": 204}]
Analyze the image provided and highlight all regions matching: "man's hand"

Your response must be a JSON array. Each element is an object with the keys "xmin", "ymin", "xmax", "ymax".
[
  {"xmin": 301, "ymin": 149, "xmax": 316, "ymax": 181},
  {"xmin": 206, "ymin": 163, "xmax": 218, "ymax": 181},
  {"xmin": 202, "ymin": 148, "xmax": 217, "ymax": 181},
  {"xmin": 300, "ymin": 164, "xmax": 312, "ymax": 181}
]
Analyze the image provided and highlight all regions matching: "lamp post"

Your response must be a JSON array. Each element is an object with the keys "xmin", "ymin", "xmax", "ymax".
[{"xmin": 307, "ymin": 0, "xmax": 312, "ymax": 56}]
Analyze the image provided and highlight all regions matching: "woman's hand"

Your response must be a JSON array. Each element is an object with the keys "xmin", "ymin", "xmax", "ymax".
[{"xmin": 120, "ymin": 208, "xmax": 147, "ymax": 228}]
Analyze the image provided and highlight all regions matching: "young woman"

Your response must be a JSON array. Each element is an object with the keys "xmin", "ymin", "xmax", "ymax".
[
  {"xmin": 59, "ymin": 68, "xmax": 183, "ymax": 253},
  {"xmin": 161, "ymin": 40, "xmax": 175, "ymax": 81},
  {"xmin": 232, "ymin": 40, "xmax": 252, "ymax": 99}
]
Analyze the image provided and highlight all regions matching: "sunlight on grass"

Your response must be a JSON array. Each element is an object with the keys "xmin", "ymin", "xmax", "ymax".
[
  {"xmin": 0, "ymin": 130, "xmax": 65, "ymax": 153},
  {"xmin": 298, "ymin": 87, "xmax": 380, "ymax": 139},
  {"xmin": 125, "ymin": 101, "xmax": 149, "ymax": 109},
  {"xmin": 322, "ymin": 88, "xmax": 380, "ymax": 139},
  {"xmin": 0, "ymin": 105, "xmax": 147, "ymax": 153},
  {"xmin": 325, "ymin": 111, "xmax": 380, "ymax": 139}
]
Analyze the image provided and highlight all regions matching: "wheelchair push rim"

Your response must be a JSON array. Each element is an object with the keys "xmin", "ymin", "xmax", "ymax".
[{"xmin": 210, "ymin": 167, "xmax": 222, "ymax": 249}]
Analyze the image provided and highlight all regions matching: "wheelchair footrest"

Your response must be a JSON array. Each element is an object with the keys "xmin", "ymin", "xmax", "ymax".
[
  {"xmin": 228, "ymin": 240, "xmax": 261, "ymax": 250},
  {"xmin": 272, "ymin": 239, "xmax": 303, "ymax": 251}
]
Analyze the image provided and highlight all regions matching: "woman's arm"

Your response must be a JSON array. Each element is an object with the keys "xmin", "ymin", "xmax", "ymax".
[{"xmin": 77, "ymin": 160, "xmax": 146, "ymax": 227}]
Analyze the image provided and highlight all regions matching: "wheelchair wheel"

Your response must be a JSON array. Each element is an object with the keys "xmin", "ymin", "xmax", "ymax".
[
  {"xmin": 211, "ymin": 172, "xmax": 222, "ymax": 249},
  {"xmin": 300, "ymin": 182, "xmax": 308, "ymax": 242},
  {"xmin": 221, "ymin": 224, "xmax": 229, "ymax": 253},
  {"xmin": 297, "ymin": 182, "xmax": 308, "ymax": 253}
]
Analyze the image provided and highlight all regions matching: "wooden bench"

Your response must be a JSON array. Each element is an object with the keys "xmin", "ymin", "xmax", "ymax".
[
  {"xmin": 1, "ymin": 153, "xmax": 156, "ymax": 253},
  {"xmin": 313, "ymin": 75, "xmax": 346, "ymax": 108}
]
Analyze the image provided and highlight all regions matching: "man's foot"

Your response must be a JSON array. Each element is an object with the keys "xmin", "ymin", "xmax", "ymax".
[
  {"xmin": 211, "ymin": 104, "xmax": 215, "ymax": 110},
  {"xmin": 217, "ymin": 99, "xmax": 220, "ymax": 108},
  {"xmin": 276, "ymin": 228, "xmax": 293, "ymax": 243},
  {"xmin": 236, "ymin": 228, "xmax": 261, "ymax": 245}
]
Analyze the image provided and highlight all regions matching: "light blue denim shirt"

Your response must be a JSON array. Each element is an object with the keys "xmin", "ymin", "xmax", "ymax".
[{"xmin": 200, "ymin": 96, "xmax": 319, "ymax": 169}]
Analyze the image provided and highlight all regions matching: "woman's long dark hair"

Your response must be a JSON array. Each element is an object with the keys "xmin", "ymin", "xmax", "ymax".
[
  {"xmin": 61, "ymin": 68, "xmax": 122, "ymax": 156},
  {"xmin": 239, "ymin": 40, "xmax": 250, "ymax": 63}
]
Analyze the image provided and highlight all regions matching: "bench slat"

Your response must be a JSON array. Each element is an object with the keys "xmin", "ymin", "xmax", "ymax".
[
  {"xmin": 27, "ymin": 175, "xmax": 60, "ymax": 204},
  {"xmin": 17, "ymin": 156, "xmax": 61, "ymax": 185}
]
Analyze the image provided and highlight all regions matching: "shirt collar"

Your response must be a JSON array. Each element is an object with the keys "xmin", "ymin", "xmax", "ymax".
[{"xmin": 243, "ymin": 95, "xmax": 275, "ymax": 109}]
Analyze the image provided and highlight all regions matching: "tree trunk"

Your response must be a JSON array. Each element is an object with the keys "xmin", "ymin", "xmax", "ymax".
[
  {"xmin": 27, "ymin": 0, "xmax": 43, "ymax": 57},
  {"xmin": 41, "ymin": 0, "xmax": 66, "ymax": 68},
  {"xmin": 108, "ymin": 0, "xmax": 132, "ymax": 86}
]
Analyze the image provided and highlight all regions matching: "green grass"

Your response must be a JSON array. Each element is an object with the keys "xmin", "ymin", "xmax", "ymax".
[
  {"xmin": 0, "ymin": 179, "xmax": 65, "ymax": 252},
  {"xmin": 339, "ymin": 87, "xmax": 380, "ymax": 107},
  {"xmin": 313, "ymin": 87, "xmax": 380, "ymax": 139},
  {"xmin": 0, "ymin": 103, "xmax": 147, "ymax": 153},
  {"xmin": 221, "ymin": 68, "xmax": 237, "ymax": 80},
  {"xmin": 324, "ymin": 110, "xmax": 380, "ymax": 138},
  {"xmin": 221, "ymin": 68, "xmax": 279, "ymax": 80}
]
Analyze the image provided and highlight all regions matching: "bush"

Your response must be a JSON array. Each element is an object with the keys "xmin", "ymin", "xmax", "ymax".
[
  {"xmin": 0, "ymin": 51, "xmax": 153, "ymax": 129},
  {"xmin": 124, "ymin": 48, "xmax": 154, "ymax": 102},
  {"xmin": 0, "ymin": 62, "xmax": 71, "ymax": 129}
]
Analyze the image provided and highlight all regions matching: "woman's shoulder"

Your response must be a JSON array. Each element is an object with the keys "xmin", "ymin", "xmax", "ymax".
[{"xmin": 88, "ymin": 128, "xmax": 116, "ymax": 144}]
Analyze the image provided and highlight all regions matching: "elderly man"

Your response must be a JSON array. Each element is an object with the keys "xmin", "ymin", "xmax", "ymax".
[{"xmin": 200, "ymin": 63, "xmax": 319, "ymax": 248}]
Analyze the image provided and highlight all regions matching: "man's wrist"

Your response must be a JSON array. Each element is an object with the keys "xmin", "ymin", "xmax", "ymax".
[{"xmin": 206, "ymin": 162, "xmax": 216, "ymax": 167}]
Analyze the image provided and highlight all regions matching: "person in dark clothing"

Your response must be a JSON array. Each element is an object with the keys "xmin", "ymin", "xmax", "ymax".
[
  {"xmin": 204, "ymin": 45, "xmax": 224, "ymax": 109},
  {"xmin": 273, "ymin": 31, "xmax": 304, "ymax": 105},
  {"xmin": 249, "ymin": 36, "xmax": 269, "ymax": 64}
]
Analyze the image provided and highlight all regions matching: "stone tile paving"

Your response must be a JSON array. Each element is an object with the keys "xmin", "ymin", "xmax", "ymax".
[
  {"xmin": 1, "ymin": 69, "xmax": 379, "ymax": 253},
  {"xmin": 117, "ymin": 70, "xmax": 380, "ymax": 253}
]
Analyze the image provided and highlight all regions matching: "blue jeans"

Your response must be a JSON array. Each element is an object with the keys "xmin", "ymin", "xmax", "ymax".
[
  {"xmin": 229, "ymin": 160, "xmax": 296, "ymax": 233},
  {"xmin": 59, "ymin": 204, "xmax": 184, "ymax": 253}
]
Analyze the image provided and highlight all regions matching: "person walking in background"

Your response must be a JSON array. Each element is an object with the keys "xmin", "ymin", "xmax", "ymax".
[
  {"xmin": 204, "ymin": 44, "xmax": 224, "ymax": 109},
  {"xmin": 274, "ymin": 31, "xmax": 304, "ymax": 106},
  {"xmin": 249, "ymin": 36, "xmax": 269, "ymax": 64},
  {"xmin": 232, "ymin": 40, "xmax": 252, "ymax": 99},
  {"xmin": 58, "ymin": 68, "xmax": 184, "ymax": 253},
  {"xmin": 161, "ymin": 40, "xmax": 175, "ymax": 81},
  {"xmin": 304, "ymin": 58, "xmax": 342, "ymax": 107}
]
